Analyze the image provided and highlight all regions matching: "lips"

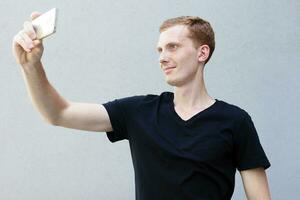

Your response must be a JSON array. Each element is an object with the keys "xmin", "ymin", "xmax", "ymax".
[
  {"xmin": 163, "ymin": 66, "xmax": 176, "ymax": 71},
  {"xmin": 163, "ymin": 67, "xmax": 176, "ymax": 74}
]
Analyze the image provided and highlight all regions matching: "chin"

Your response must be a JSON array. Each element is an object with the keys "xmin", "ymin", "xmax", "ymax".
[{"xmin": 165, "ymin": 77, "xmax": 185, "ymax": 87}]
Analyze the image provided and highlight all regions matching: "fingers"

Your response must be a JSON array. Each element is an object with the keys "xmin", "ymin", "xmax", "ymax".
[
  {"xmin": 21, "ymin": 30, "xmax": 34, "ymax": 49},
  {"xmin": 23, "ymin": 21, "xmax": 36, "ymax": 40},
  {"xmin": 14, "ymin": 30, "xmax": 33, "ymax": 52},
  {"xmin": 30, "ymin": 11, "xmax": 42, "ymax": 20},
  {"xmin": 13, "ymin": 12, "xmax": 43, "ymax": 53}
]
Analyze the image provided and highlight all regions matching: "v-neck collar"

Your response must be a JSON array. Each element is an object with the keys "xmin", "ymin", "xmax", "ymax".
[{"xmin": 165, "ymin": 92, "xmax": 219, "ymax": 126}]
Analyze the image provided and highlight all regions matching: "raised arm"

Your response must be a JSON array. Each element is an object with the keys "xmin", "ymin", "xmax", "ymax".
[{"xmin": 12, "ymin": 12, "xmax": 113, "ymax": 133}]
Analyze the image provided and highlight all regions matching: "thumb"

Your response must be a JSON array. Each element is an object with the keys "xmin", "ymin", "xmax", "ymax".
[
  {"xmin": 30, "ymin": 11, "xmax": 42, "ymax": 20},
  {"xmin": 33, "ymin": 39, "xmax": 43, "ymax": 46}
]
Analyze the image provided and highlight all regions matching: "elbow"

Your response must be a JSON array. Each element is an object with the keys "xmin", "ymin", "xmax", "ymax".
[{"xmin": 43, "ymin": 116, "xmax": 60, "ymax": 126}]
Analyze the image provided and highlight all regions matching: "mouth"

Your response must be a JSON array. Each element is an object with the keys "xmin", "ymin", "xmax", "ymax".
[{"xmin": 163, "ymin": 67, "xmax": 176, "ymax": 74}]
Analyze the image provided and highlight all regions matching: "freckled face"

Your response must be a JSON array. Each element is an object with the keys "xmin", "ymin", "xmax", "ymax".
[{"xmin": 156, "ymin": 25, "xmax": 200, "ymax": 86}]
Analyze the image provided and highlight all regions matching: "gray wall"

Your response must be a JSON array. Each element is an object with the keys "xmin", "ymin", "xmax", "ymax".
[{"xmin": 1, "ymin": 0, "xmax": 299, "ymax": 199}]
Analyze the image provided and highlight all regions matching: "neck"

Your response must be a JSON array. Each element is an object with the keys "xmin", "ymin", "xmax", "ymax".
[{"xmin": 173, "ymin": 69, "xmax": 215, "ymax": 111}]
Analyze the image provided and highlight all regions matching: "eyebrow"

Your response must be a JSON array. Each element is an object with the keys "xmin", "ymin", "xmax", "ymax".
[{"xmin": 156, "ymin": 42, "xmax": 181, "ymax": 52}]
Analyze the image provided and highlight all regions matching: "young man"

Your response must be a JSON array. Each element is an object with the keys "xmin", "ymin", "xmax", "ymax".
[{"xmin": 13, "ymin": 13, "xmax": 271, "ymax": 199}]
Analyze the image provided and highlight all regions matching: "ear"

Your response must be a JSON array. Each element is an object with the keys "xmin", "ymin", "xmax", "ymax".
[{"xmin": 197, "ymin": 45, "xmax": 210, "ymax": 63}]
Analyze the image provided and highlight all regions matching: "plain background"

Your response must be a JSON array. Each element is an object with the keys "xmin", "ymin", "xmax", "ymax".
[{"xmin": 1, "ymin": 0, "xmax": 299, "ymax": 199}]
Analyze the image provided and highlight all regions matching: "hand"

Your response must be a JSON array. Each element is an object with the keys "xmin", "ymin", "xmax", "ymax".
[{"xmin": 12, "ymin": 12, "xmax": 44, "ymax": 66}]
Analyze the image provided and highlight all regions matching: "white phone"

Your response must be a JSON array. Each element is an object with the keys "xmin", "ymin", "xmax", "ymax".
[{"xmin": 32, "ymin": 8, "xmax": 58, "ymax": 40}]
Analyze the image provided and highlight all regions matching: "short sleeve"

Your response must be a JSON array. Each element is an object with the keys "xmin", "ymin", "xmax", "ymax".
[
  {"xmin": 234, "ymin": 112, "xmax": 271, "ymax": 171},
  {"xmin": 102, "ymin": 95, "xmax": 145, "ymax": 143}
]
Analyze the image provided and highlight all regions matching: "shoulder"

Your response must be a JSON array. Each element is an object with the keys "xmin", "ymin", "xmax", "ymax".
[
  {"xmin": 142, "ymin": 91, "xmax": 171, "ymax": 103},
  {"xmin": 105, "ymin": 91, "xmax": 170, "ymax": 108},
  {"xmin": 217, "ymin": 99, "xmax": 251, "ymax": 122},
  {"xmin": 216, "ymin": 100, "xmax": 258, "ymax": 138}
]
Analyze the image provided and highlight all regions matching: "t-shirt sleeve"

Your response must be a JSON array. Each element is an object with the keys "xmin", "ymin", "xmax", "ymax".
[
  {"xmin": 234, "ymin": 111, "xmax": 271, "ymax": 171},
  {"xmin": 102, "ymin": 95, "xmax": 143, "ymax": 143}
]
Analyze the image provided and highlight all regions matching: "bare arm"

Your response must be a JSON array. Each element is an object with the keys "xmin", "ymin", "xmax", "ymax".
[
  {"xmin": 21, "ymin": 63, "xmax": 112, "ymax": 132},
  {"xmin": 54, "ymin": 102, "xmax": 112, "ymax": 132},
  {"xmin": 19, "ymin": 61, "xmax": 68, "ymax": 124},
  {"xmin": 240, "ymin": 167, "xmax": 271, "ymax": 200},
  {"xmin": 13, "ymin": 12, "xmax": 113, "ymax": 132}
]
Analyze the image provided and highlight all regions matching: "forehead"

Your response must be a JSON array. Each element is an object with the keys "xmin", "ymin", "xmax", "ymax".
[{"xmin": 156, "ymin": 25, "xmax": 191, "ymax": 48}]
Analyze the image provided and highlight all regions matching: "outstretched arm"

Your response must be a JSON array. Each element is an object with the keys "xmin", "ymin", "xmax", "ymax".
[{"xmin": 13, "ymin": 12, "xmax": 113, "ymax": 132}]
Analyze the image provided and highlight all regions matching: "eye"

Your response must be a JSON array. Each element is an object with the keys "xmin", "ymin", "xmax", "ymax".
[{"xmin": 169, "ymin": 44, "xmax": 178, "ymax": 50}]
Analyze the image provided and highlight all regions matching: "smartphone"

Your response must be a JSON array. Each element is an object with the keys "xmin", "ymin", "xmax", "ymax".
[{"xmin": 32, "ymin": 8, "xmax": 58, "ymax": 40}]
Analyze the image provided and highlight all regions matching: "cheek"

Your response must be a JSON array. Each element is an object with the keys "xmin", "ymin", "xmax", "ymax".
[
  {"xmin": 177, "ymin": 48, "xmax": 198, "ymax": 64},
  {"xmin": 179, "ymin": 54, "xmax": 198, "ymax": 70}
]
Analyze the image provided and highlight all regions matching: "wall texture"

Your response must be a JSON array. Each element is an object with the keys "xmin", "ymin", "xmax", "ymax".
[{"xmin": 1, "ymin": 0, "xmax": 299, "ymax": 199}]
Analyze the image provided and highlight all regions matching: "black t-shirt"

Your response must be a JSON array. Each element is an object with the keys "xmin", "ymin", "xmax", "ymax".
[{"xmin": 102, "ymin": 91, "xmax": 271, "ymax": 200}]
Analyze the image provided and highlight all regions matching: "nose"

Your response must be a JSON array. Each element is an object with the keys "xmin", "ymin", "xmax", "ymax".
[{"xmin": 159, "ymin": 51, "xmax": 170, "ymax": 65}]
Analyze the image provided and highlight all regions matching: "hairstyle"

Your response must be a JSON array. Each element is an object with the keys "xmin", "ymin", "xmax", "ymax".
[{"xmin": 159, "ymin": 16, "xmax": 215, "ymax": 64}]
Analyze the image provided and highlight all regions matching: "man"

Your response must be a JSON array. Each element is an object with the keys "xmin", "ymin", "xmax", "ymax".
[{"xmin": 13, "ymin": 12, "xmax": 271, "ymax": 199}]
